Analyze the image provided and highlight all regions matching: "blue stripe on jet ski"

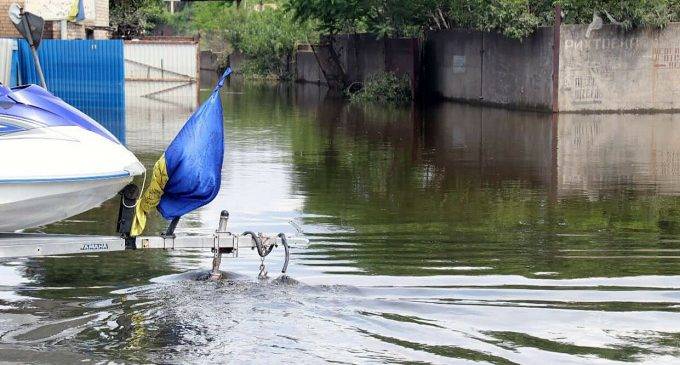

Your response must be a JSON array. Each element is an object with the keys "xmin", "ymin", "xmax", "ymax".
[
  {"xmin": 10, "ymin": 85, "xmax": 120, "ymax": 144},
  {"xmin": 0, "ymin": 122, "xmax": 26, "ymax": 135},
  {"xmin": 0, "ymin": 171, "xmax": 131, "ymax": 183}
]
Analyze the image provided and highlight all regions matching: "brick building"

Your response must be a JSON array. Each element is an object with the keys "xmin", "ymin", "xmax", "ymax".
[{"xmin": 0, "ymin": 0, "xmax": 110, "ymax": 39}]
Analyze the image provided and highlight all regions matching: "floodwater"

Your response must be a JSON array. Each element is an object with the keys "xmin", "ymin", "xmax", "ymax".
[{"xmin": 2, "ymin": 80, "xmax": 680, "ymax": 364}]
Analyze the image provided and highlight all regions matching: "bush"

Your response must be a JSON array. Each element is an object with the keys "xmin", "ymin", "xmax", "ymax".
[
  {"xmin": 110, "ymin": 0, "xmax": 165, "ymax": 39},
  {"xmin": 191, "ymin": 2, "xmax": 317, "ymax": 79},
  {"xmin": 287, "ymin": 0, "xmax": 680, "ymax": 40},
  {"xmin": 558, "ymin": 0, "xmax": 678, "ymax": 30},
  {"xmin": 348, "ymin": 72, "xmax": 412, "ymax": 105},
  {"xmin": 450, "ymin": 0, "xmax": 546, "ymax": 39}
]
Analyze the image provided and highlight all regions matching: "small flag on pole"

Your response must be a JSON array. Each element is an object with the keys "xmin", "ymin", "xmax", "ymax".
[
  {"xmin": 131, "ymin": 68, "xmax": 232, "ymax": 236},
  {"xmin": 67, "ymin": 0, "xmax": 86, "ymax": 22}
]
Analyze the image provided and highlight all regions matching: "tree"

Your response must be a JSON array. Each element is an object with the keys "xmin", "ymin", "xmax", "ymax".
[
  {"xmin": 285, "ymin": 0, "xmax": 437, "ymax": 37},
  {"xmin": 190, "ymin": 1, "xmax": 318, "ymax": 78},
  {"xmin": 558, "ymin": 0, "xmax": 678, "ymax": 30},
  {"xmin": 286, "ymin": 0, "xmax": 679, "ymax": 39},
  {"xmin": 110, "ymin": 0, "xmax": 165, "ymax": 39}
]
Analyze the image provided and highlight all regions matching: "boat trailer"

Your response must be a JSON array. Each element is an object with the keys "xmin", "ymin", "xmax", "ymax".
[{"xmin": 0, "ymin": 186, "xmax": 307, "ymax": 280}]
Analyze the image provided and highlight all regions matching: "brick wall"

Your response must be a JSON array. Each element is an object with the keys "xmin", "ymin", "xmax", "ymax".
[
  {"xmin": 0, "ymin": 0, "xmax": 109, "ymax": 39},
  {"xmin": 0, "ymin": 0, "xmax": 25, "ymax": 38},
  {"xmin": 80, "ymin": 0, "xmax": 108, "ymax": 27},
  {"xmin": 93, "ymin": 29, "xmax": 109, "ymax": 39},
  {"xmin": 94, "ymin": 0, "xmax": 107, "ymax": 27}
]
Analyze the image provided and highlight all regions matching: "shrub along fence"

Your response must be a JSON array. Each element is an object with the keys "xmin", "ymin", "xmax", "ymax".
[{"xmin": 295, "ymin": 34, "xmax": 420, "ymax": 99}]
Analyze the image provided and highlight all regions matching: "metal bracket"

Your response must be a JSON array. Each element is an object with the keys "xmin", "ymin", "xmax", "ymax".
[{"xmin": 116, "ymin": 183, "xmax": 139, "ymax": 249}]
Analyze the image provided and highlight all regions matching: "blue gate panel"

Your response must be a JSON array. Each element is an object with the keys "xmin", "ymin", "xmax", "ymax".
[
  {"xmin": 10, "ymin": 48, "xmax": 19, "ymax": 87},
  {"xmin": 18, "ymin": 40, "xmax": 126, "ymax": 143}
]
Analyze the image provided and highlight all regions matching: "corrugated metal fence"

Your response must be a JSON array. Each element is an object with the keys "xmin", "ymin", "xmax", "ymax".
[
  {"xmin": 124, "ymin": 39, "xmax": 199, "ymax": 111},
  {"xmin": 0, "ymin": 38, "xmax": 200, "ymax": 144},
  {"xmin": 17, "ymin": 39, "xmax": 126, "ymax": 142},
  {"xmin": 0, "ymin": 39, "xmax": 21, "ymax": 88}
]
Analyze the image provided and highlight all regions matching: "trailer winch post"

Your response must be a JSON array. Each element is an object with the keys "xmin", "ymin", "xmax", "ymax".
[{"xmin": 210, "ymin": 210, "xmax": 231, "ymax": 280}]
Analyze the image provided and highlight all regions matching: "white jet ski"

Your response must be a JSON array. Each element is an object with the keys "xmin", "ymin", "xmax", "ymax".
[{"xmin": 0, "ymin": 84, "xmax": 144, "ymax": 232}]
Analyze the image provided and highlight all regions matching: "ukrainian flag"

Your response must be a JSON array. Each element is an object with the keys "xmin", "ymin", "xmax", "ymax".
[
  {"xmin": 130, "ymin": 68, "xmax": 232, "ymax": 236},
  {"xmin": 67, "ymin": 0, "xmax": 86, "ymax": 22}
]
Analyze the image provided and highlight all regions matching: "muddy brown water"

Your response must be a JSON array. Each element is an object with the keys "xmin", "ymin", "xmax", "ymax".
[{"xmin": 1, "ymin": 81, "xmax": 680, "ymax": 364}]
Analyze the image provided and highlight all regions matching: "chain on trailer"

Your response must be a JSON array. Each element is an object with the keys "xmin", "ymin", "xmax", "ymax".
[
  {"xmin": 241, "ymin": 230, "xmax": 290, "ymax": 280},
  {"xmin": 207, "ymin": 211, "xmax": 292, "ymax": 280}
]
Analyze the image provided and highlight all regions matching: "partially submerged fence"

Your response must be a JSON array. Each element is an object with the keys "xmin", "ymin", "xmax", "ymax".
[
  {"xmin": 296, "ymin": 21, "xmax": 680, "ymax": 112},
  {"xmin": 17, "ymin": 39, "xmax": 126, "ymax": 141},
  {"xmin": 558, "ymin": 24, "xmax": 679, "ymax": 112},
  {"xmin": 0, "ymin": 36, "xmax": 201, "ymax": 144},
  {"xmin": 124, "ymin": 37, "xmax": 199, "ymax": 110},
  {"xmin": 424, "ymin": 28, "xmax": 555, "ymax": 111},
  {"xmin": 296, "ymin": 34, "xmax": 421, "ymax": 98},
  {"xmin": 424, "ymin": 22, "xmax": 680, "ymax": 112}
]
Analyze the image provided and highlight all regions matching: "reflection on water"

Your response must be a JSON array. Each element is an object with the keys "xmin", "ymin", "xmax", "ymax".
[
  {"xmin": 559, "ymin": 114, "xmax": 680, "ymax": 196},
  {"xmin": 2, "ymin": 80, "xmax": 680, "ymax": 363}
]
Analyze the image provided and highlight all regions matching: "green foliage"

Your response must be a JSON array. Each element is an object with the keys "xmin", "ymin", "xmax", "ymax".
[
  {"xmin": 348, "ymin": 72, "xmax": 412, "ymax": 105},
  {"xmin": 557, "ymin": 0, "xmax": 678, "ymax": 30},
  {"xmin": 286, "ymin": 0, "xmax": 439, "ymax": 37},
  {"xmin": 131, "ymin": 1, "xmax": 317, "ymax": 78},
  {"xmin": 285, "ymin": 0, "xmax": 365, "ymax": 35},
  {"xmin": 189, "ymin": 1, "xmax": 317, "ymax": 79},
  {"xmin": 154, "ymin": 3, "xmax": 196, "ymax": 35},
  {"xmin": 451, "ymin": 0, "xmax": 547, "ymax": 39},
  {"xmin": 110, "ymin": 0, "xmax": 165, "ymax": 39},
  {"xmin": 121, "ymin": 0, "xmax": 678, "ymax": 78},
  {"xmin": 287, "ymin": 0, "xmax": 679, "ymax": 39}
]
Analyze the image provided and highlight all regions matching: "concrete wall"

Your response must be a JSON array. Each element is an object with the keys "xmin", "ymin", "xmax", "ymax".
[
  {"xmin": 228, "ymin": 51, "xmax": 246, "ymax": 74},
  {"xmin": 200, "ymin": 50, "xmax": 220, "ymax": 89},
  {"xmin": 0, "ymin": 0, "xmax": 111, "ymax": 39},
  {"xmin": 385, "ymin": 37, "xmax": 421, "ymax": 94},
  {"xmin": 331, "ymin": 34, "xmax": 386, "ymax": 84},
  {"xmin": 482, "ymin": 28, "xmax": 554, "ymax": 109},
  {"xmin": 425, "ymin": 23, "xmax": 680, "ymax": 112},
  {"xmin": 559, "ymin": 23, "xmax": 680, "ymax": 111},
  {"xmin": 200, "ymin": 50, "xmax": 219, "ymax": 73},
  {"xmin": 295, "ymin": 45, "xmax": 324, "ymax": 84},
  {"xmin": 424, "ymin": 28, "xmax": 555, "ymax": 111},
  {"xmin": 424, "ymin": 30, "xmax": 482, "ymax": 102},
  {"xmin": 296, "ymin": 34, "xmax": 420, "ymax": 95},
  {"xmin": 301, "ymin": 42, "xmax": 345, "ymax": 88}
]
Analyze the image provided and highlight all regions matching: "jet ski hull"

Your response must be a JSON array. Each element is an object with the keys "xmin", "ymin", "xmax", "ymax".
[
  {"xmin": 0, "ymin": 175, "xmax": 133, "ymax": 232},
  {"xmin": 0, "ymin": 85, "xmax": 145, "ymax": 232}
]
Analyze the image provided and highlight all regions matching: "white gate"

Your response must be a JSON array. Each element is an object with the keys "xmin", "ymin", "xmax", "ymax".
[{"xmin": 124, "ymin": 38, "xmax": 199, "ymax": 111}]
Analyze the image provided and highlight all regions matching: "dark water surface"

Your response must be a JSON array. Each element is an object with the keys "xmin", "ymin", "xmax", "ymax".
[{"xmin": 2, "ymin": 81, "xmax": 680, "ymax": 364}]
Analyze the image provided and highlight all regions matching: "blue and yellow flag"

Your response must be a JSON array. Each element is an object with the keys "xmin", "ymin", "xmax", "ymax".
[
  {"xmin": 67, "ymin": 0, "xmax": 86, "ymax": 22},
  {"xmin": 131, "ymin": 68, "xmax": 232, "ymax": 236}
]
